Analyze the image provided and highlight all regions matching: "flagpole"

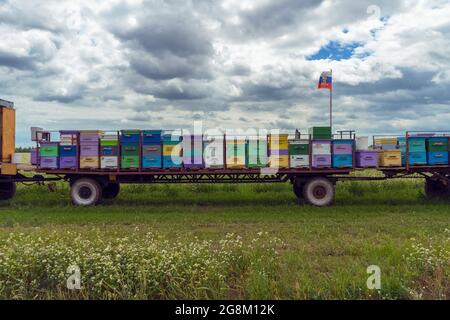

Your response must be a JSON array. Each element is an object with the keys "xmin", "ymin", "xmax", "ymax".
[{"xmin": 330, "ymin": 69, "xmax": 333, "ymax": 130}]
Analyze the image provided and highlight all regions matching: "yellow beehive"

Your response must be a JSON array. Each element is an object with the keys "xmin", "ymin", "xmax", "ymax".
[
  {"xmin": 269, "ymin": 155, "xmax": 289, "ymax": 168},
  {"xmin": 226, "ymin": 156, "xmax": 246, "ymax": 169},
  {"xmin": 80, "ymin": 156, "xmax": 100, "ymax": 169},
  {"xmin": 379, "ymin": 150, "xmax": 402, "ymax": 167},
  {"xmin": 163, "ymin": 145, "xmax": 182, "ymax": 157},
  {"xmin": 268, "ymin": 134, "xmax": 289, "ymax": 150}
]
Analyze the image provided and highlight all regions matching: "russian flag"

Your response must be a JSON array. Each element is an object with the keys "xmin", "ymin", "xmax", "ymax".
[{"xmin": 318, "ymin": 71, "xmax": 332, "ymax": 90}]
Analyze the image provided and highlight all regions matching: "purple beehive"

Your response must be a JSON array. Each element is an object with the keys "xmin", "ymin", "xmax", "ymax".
[
  {"xmin": 183, "ymin": 155, "xmax": 204, "ymax": 168},
  {"xmin": 31, "ymin": 149, "xmax": 38, "ymax": 165},
  {"xmin": 269, "ymin": 149, "xmax": 289, "ymax": 156},
  {"xmin": 40, "ymin": 157, "xmax": 59, "ymax": 169},
  {"xmin": 80, "ymin": 145, "xmax": 99, "ymax": 157},
  {"xmin": 356, "ymin": 151, "xmax": 379, "ymax": 168},
  {"xmin": 312, "ymin": 155, "xmax": 331, "ymax": 167},
  {"xmin": 80, "ymin": 134, "xmax": 100, "ymax": 145},
  {"xmin": 59, "ymin": 156, "xmax": 77, "ymax": 169}
]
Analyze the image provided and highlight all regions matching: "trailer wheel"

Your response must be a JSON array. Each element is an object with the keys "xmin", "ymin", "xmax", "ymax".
[
  {"xmin": 0, "ymin": 181, "xmax": 16, "ymax": 201},
  {"xmin": 103, "ymin": 183, "xmax": 120, "ymax": 199},
  {"xmin": 70, "ymin": 178, "xmax": 102, "ymax": 206},
  {"xmin": 303, "ymin": 177, "xmax": 335, "ymax": 206},
  {"xmin": 292, "ymin": 178, "xmax": 304, "ymax": 199},
  {"xmin": 425, "ymin": 179, "xmax": 450, "ymax": 199}
]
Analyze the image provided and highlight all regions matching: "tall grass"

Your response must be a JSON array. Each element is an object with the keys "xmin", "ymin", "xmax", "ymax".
[{"xmin": 0, "ymin": 231, "xmax": 283, "ymax": 300}]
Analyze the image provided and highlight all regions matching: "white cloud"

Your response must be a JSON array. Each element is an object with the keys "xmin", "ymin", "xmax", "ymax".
[{"xmin": 0, "ymin": 0, "xmax": 449, "ymax": 146}]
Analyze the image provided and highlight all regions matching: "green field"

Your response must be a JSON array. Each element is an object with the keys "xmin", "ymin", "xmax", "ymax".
[{"xmin": 0, "ymin": 176, "xmax": 449, "ymax": 299}]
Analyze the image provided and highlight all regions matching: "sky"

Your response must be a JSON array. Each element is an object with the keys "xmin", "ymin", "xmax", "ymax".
[{"xmin": 0, "ymin": 0, "xmax": 449, "ymax": 146}]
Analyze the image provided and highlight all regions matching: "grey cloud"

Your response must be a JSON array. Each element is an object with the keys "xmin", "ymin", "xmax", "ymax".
[
  {"xmin": 129, "ymin": 52, "xmax": 212, "ymax": 80},
  {"xmin": 0, "ymin": 54, "xmax": 37, "ymax": 70}
]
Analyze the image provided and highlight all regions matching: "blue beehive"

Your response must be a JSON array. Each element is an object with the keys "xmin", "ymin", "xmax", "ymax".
[
  {"xmin": 332, "ymin": 139, "xmax": 353, "ymax": 168},
  {"xmin": 142, "ymin": 155, "xmax": 162, "ymax": 168},
  {"xmin": 142, "ymin": 130, "xmax": 162, "ymax": 144},
  {"xmin": 332, "ymin": 154, "xmax": 353, "ymax": 168},
  {"xmin": 120, "ymin": 130, "xmax": 140, "ymax": 144},
  {"xmin": 398, "ymin": 137, "xmax": 427, "ymax": 165},
  {"xmin": 428, "ymin": 152, "xmax": 449, "ymax": 165},
  {"xmin": 163, "ymin": 156, "xmax": 182, "ymax": 168}
]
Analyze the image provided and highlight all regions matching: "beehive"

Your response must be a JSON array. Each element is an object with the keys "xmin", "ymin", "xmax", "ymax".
[
  {"xmin": 204, "ymin": 136, "xmax": 224, "ymax": 168},
  {"xmin": 289, "ymin": 140, "xmax": 309, "ymax": 168},
  {"xmin": 379, "ymin": 150, "xmax": 402, "ymax": 167},
  {"xmin": 309, "ymin": 127, "xmax": 332, "ymax": 140}
]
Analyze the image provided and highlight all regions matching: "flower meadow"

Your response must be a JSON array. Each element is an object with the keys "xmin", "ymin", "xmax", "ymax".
[
  {"xmin": 0, "ymin": 230, "xmax": 284, "ymax": 299},
  {"xmin": 405, "ymin": 229, "xmax": 450, "ymax": 299}
]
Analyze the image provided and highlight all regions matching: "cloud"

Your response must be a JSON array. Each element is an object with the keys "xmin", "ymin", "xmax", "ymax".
[{"xmin": 1, "ymin": 0, "xmax": 450, "ymax": 146}]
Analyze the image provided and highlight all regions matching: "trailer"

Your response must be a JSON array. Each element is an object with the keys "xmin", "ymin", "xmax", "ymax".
[{"xmin": 1, "ymin": 100, "xmax": 450, "ymax": 207}]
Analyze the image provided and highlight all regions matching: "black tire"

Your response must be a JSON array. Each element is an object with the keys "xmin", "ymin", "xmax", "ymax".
[
  {"xmin": 292, "ymin": 178, "xmax": 304, "ymax": 199},
  {"xmin": 425, "ymin": 179, "xmax": 450, "ymax": 199},
  {"xmin": 70, "ymin": 178, "xmax": 102, "ymax": 206},
  {"xmin": 0, "ymin": 181, "xmax": 16, "ymax": 201},
  {"xmin": 303, "ymin": 177, "xmax": 335, "ymax": 206},
  {"xmin": 103, "ymin": 183, "xmax": 120, "ymax": 199}
]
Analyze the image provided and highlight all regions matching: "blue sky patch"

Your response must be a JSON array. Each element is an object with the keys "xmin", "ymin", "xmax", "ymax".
[{"xmin": 307, "ymin": 41, "xmax": 365, "ymax": 61}]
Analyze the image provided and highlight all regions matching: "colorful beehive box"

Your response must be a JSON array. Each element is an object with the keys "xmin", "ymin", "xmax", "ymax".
[
  {"xmin": 31, "ymin": 148, "xmax": 38, "ymax": 165},
  {"xmin": 59, "ymin": 145, "xmax": 77, "ymax": 157},
  {"xmin": 163, "ymin": 155, "xmax": 182, "ymax": 168},
  {"xmin": 312, "ymin": 140, "xmax": 331, "ymax": 155},
  {"xmin": 403, "ymin": 152, "xmax": 427, "ymax": 165},
  {"xmin": 121, "ymin": 156, "xmax": 139, "ymax": 169},
  {"xmin": 289, "ymin": 140, "xmax": 309, "ymax": 168},
  {"xmin": 80, "ymin": 145, "xmax": 99, "ymax": 157},
  {"xmin": 79, "ymin": 131, "xmax": 103, "ymax": 145},
  {"xmin": 226, "ymin": 138, "xmax": 246, "ymax": 168},
  {"xmin": 312, "ymin": 155, "xmax": 332, "ymax": 168},
  {"xmin": 59, "ymin": 130, "xmax": 78, "ymax": 146},
  {"xmin": 428, "ymin": 152, "xmax": 449, "ymax": 165},
  {"xmin": 182, "ymin": 135, "xmax": 203, "ymax": 169},
  {"xmin": 40, "ymin": 156, "xmax": 59, "ymax": 169},
  {"xmin": 332, "ymin": 139, "xmax": 353, "ymax": 168},
  {"xmin": 204, "ymin": 136, "xmax": 224, "ymax": 168},
  {"xmin": 309, "ymin": 127, "xmax": 332, "ymax": 140},
  {"xmin": 269, "ymin": 155, "xmax": 289, "ymax": 168},
  {"xmin": 374, "ymin": 138, "xmax": 398, "ymax": 151},
  {"xmin": 268, "ymin": 134, "xmax": 289, "ymax": 150},
  {"xmin": 100, "ymin": 134, "xmax": 119, "ymax": 146},
  {"xmin": 40, "ymin": 142, "xmax": 59, "ymax": 157},
  {"xmin": 246, "ymin": 138, "xmax": 268, "ymax": 168},
  {"xmin": 101, "ymin": 156, "xmax": 118, "ymax": 169},
  {"xmin": 311, "ymin": 140, "xmax": 331, "ymax": 168},
  {"xmin": 142, "ymin": 155, "xmax": 162, "ymax": 169},
  {"xmin": 120, "ymin": 130, "xmax": 140, "ymax": 144},
  {"xmin": 427, "ymin": 137, "xmax": 448, "ymax": 152},
  {"xmin": 60, "ymin": 156, "xmax": 77, "ymax": 169},
  {"xmin": 379, "ymin": 150, "xmax": 402, "ymax": 167},
  {"xmin": 142, "ymin": 130, "xmax": 162, "ymax": 144},
  {"xmin": 80, "ymin": 156, "xmax": 100, "ymax": 169},
  {"xmin": 356, "ymin": 150, "xmax": 378, "ymax": 168},
  {"xmin": 398, "ymin": 137, "xmax": 427, "ymax": 165}
]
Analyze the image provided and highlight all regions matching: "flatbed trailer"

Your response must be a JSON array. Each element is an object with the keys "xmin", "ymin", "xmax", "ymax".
[{"xmin": 1, "ymin": 99, "xmax": 450, "ymax": 206}]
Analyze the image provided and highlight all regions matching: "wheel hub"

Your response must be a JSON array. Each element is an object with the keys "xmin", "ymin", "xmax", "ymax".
[
  {"xmin": 79, "ymin": 186, "xmax": 93, "ymax": 199},
  {"xmin": 313, "ymin": 186, "xmax": 327, "ymax": 199}
]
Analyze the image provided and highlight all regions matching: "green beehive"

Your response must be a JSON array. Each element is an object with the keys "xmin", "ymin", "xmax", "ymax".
[
  {"xmin": 309, "ymin": 127, "xmax": 332, "ymax": 139},
  {"xmin": 121, "ymin": 144, "xmax": 139, "ymax": 156},
  {"xmin": 246, "ymin": 140, "xmax": 267, "ymax": 168},
  {"xmin": 427, "ymin": 137, "xmax": 449, "ymax": 152},
  {"xmin": 121, "ymin": 156, "xmax": 139, "ymax": 169},
  {"xmin": 289, "ymin": 141, "xmax": 309, "ymax": 155},
  {"xmin": 40, "ymin": 143, "xmax": 59, "ymax": 157}
]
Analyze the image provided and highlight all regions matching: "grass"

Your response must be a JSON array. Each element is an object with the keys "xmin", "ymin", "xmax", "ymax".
[{"xmin": 0, "ymin": 175, "xmax": 449, "ymax": 299}]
